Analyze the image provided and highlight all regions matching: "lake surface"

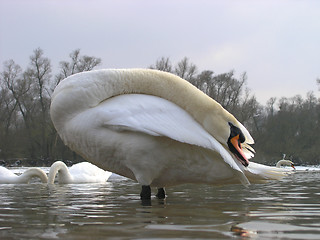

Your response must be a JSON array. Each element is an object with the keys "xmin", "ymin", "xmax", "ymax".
[{"xmin": 1, "ymin": 166, "xmax": 320, "ymax": 239}]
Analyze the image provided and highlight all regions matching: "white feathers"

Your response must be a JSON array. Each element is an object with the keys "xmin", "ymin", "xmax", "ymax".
[
  {"xmin": 243, "ymin": 162, "xmax": 292, "ymax": 183},
  {"xmin": 101, "ymin": 94, "xmax": 228, "ymax": 154},
  {"xmin": 50, "ymin": 69, "xmax": 287, "ymax": 187},
  {"xmin": 48, "ymin": 161, "xmax": 112, "ymax": 184},
  {"xmin": 276, "ymin": 160, "xmax": 294, "ymax": 168},
  {"xmin": 0, "ymin": 162, "xmax": 112, "ymax": 185},
  {"xmin": 0, "ymin": 166, "xmax": 48, "ymax": 184},
  {"xmin": 101, "ymin": 94, "xmax": 248, "ymax": 182}
]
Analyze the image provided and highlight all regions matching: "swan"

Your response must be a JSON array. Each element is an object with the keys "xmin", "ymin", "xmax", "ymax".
[
  {"xmin": 0, "ymin": 166, "xmax": 48, "ymax": 184},
  {"xmin": 276, "ymin": 160, "xmax": 296, "ymax": 170},
  {"xmin": 50, "ymin": 69, "xmax": 288, "ymax": 199},
  {"xmin": 48, "ymin": 161, "xmax": 112, "ymax": 184}
]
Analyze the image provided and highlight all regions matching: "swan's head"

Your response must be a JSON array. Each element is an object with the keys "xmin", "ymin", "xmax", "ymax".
[
  {"xmin": 276, "ymin": 159, "xmax": 295, "ymax": 169},
  {"xmin": 227, "ymin": 122, "xmax": 249, "ymax": 167},
  {"xmin": 285, "ymin": 160, "xmax": 295, "ymax": 170}
]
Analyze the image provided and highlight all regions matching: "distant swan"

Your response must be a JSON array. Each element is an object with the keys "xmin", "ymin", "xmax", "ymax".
[
  {"xmin": 0, "ymin": 166, "xmax": 48, "ymax": 184},
  {"xmin": 51, "ymin": 69, "xmax": 289, "ymax": 199},
  {"xmin": 276, "ymin": 160, "xmax": 296, "ymax": 170},
  {"xmin": 48, "ymin": 161, "xmax": 112, "ymax": 184}
]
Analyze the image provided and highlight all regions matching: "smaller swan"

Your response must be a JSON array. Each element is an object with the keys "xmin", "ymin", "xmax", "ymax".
[
  {"xmin": 276, "ymin": 160, "xmax": 296, "ymax": 170},
  {"xmin": 0, "ymin": 166, "xmax": 48, "ymax": 184},
  {"xmin": 48, "ymin": 161, "xmax": 112, "ymax": 184}
]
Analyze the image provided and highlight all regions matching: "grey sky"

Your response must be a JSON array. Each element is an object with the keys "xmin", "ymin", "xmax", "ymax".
[{"xmin": 1, "ymin": 0, "xmax": 319, "ymax": 104}]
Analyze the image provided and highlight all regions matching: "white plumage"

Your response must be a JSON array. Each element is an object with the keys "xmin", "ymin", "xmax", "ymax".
[
  {"xmin": 276, "ymin": 159, "xmax": 295, "ymax": 170},
  {"xmin": 0, "ymin": 166, "xmax": 48, "ymax": 184},
  {"xmin": 50, "ymin": 69, "xmax": 288, "ymax": 197},
  {"xmin": 48, "ymin": 161, "xmax": 112, "ymax": 184}
]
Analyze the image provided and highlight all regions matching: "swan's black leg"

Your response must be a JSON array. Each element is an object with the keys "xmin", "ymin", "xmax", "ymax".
[
  {"xmin": 140, "ymin": 185, "xmax": 151, "ymax": 200},
  {"xmin": 156, "ymin": 187, "xmax": 166, "ymax": 199}
]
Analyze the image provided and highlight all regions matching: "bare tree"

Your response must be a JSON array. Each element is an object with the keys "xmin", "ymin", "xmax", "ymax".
[
  {"xmin": 193, "ymin": 70, "xmax": 214, "ymax": 92},
  {"xmin": 1, "ymin": 60, "xmax": 36, "ymax": 157},
  {"xmin": 174, "ymin": 57, "xmax": 197, "ymax": 81},
  {"xmin": 194, "ymin": 70, "xmax": 260, "ymax": 126},
  {"xmin": 1, "ymin": 60, "xmax": 30, "ymax": 123},
  {"xmin": 305, "ymin": 91, "xmax": 317, "ymax": 110},
  {"xmin": 149, "ymin": 57, "xmax": 173, "ymax": 72},
  {"xmin": 24, "ymin": 48, "xmax": 52, "ymax": 158},
  {"xmin": 266, "ymin": 97, "xmax": 277, "ymax": 117},
  {"xmin": 0, "ymin": 87, "xmax": 18, "ymax": 159},
  {"xmin": 202, "ymin": 71, "xmax": 244, "ymax": 110},
  {"xmin": 55, "ymin": 49, "xmax": 101, "ymax": 87}
]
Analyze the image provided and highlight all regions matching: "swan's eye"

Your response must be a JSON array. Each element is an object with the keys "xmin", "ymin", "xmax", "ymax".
[
  {"xmin": 239, "ymin": 132, "xmax": 245, "ymax": 143},
  {"xmin": 228, "ymin": 122, "xmax": 245, "ymax": 142}
]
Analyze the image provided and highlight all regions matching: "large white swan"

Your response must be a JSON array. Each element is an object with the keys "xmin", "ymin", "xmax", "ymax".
[
  {"xmin": 50, "ymin": 69, "xmax": 288, "ymax": 199},
  {"xmin": 0, "ymin": 166, "xmax": 48, "ymax": 184},
  {"xmin": 48, "ymin": 161, "xmax": 112, "ymax": 184},
  {"xmin": 276, "ymin": 160, "xmax": 296, "ymax": 170}
]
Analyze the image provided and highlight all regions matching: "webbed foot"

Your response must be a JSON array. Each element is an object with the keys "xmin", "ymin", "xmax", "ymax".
[
  {"xmin": 156, "ymin": 187, "xmax": 166, "ymax": 199},
  {"xmin": 140, "ymin": 185, "xmax": 151, "ymax": 200}
]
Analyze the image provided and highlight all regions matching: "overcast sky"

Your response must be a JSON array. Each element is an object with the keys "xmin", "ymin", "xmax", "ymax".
[{"xmin": 1, "ymin": 0, "xmax": 319, "ymax": 105}]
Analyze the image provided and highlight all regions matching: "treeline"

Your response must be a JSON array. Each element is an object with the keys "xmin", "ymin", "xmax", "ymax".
[
  {"xmin": 254, "ymin": 93, "xmax": 320, "ymax": 165},
  {"xmin": 152, "ymin": 57, "xmax": 320, "ymax": 165},
  {"xmin": 0, "ymin": 50, "xmax": 319, "ymax": 166},
  {"xmin": 0, "ymin": 48, "xmax": 101, "ymax": 165}
]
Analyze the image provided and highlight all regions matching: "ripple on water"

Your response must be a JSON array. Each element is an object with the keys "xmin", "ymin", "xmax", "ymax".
[{"xmin": 0, "ymin": 168, "xmax": 320, "ymax": 239}]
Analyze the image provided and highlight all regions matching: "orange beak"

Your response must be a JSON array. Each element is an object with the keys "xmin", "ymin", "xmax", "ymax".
[{"xmin": 230, "ymin": 135, "xmax": 249, "ymax": 167}]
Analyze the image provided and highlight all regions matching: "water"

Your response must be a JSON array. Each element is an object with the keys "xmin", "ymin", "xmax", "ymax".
[{"xmin": 1, "ymin": 167, "xmax": 320, "ymax": 239}]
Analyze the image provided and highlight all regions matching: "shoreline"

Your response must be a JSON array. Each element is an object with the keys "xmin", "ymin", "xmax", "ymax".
[{"xmin": 0, "ymin": 158, "xmax": 81, "ymax": 167}]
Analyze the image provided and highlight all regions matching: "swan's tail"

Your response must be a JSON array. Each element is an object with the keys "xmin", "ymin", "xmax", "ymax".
[{"xmin": 244, "ymin": 161, "xmax": 293, "ymax": 183}]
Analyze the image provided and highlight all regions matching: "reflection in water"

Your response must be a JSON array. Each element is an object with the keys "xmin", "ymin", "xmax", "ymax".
[{"xmin": 0, "ymin": 169, "xmax": 320, "ymax": 239}]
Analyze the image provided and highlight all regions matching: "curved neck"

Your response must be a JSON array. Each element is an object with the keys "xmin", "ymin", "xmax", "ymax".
[
  {"xmin": 51, "ymin": 69, "xmax": 244, "ymax": 145},
  {"xmin": 48, "ymin": 161, "xmax": 73, "ymax": 184},
  {"xmin": 18, "ymin": 168, "xmax": 48, "ymax": 183}
]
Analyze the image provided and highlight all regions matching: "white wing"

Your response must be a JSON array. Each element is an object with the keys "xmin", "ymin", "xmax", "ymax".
[
  {"xmin": 69, "ymin": 162, "xmax": 112, "ymax": 183},
  {"xmin": 90, "ymin": 94, "xmax": 245, "ymax": 178},
  {"xmin": 101, "ymin": 94, "xmax": 217, "ymax": 149}
]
